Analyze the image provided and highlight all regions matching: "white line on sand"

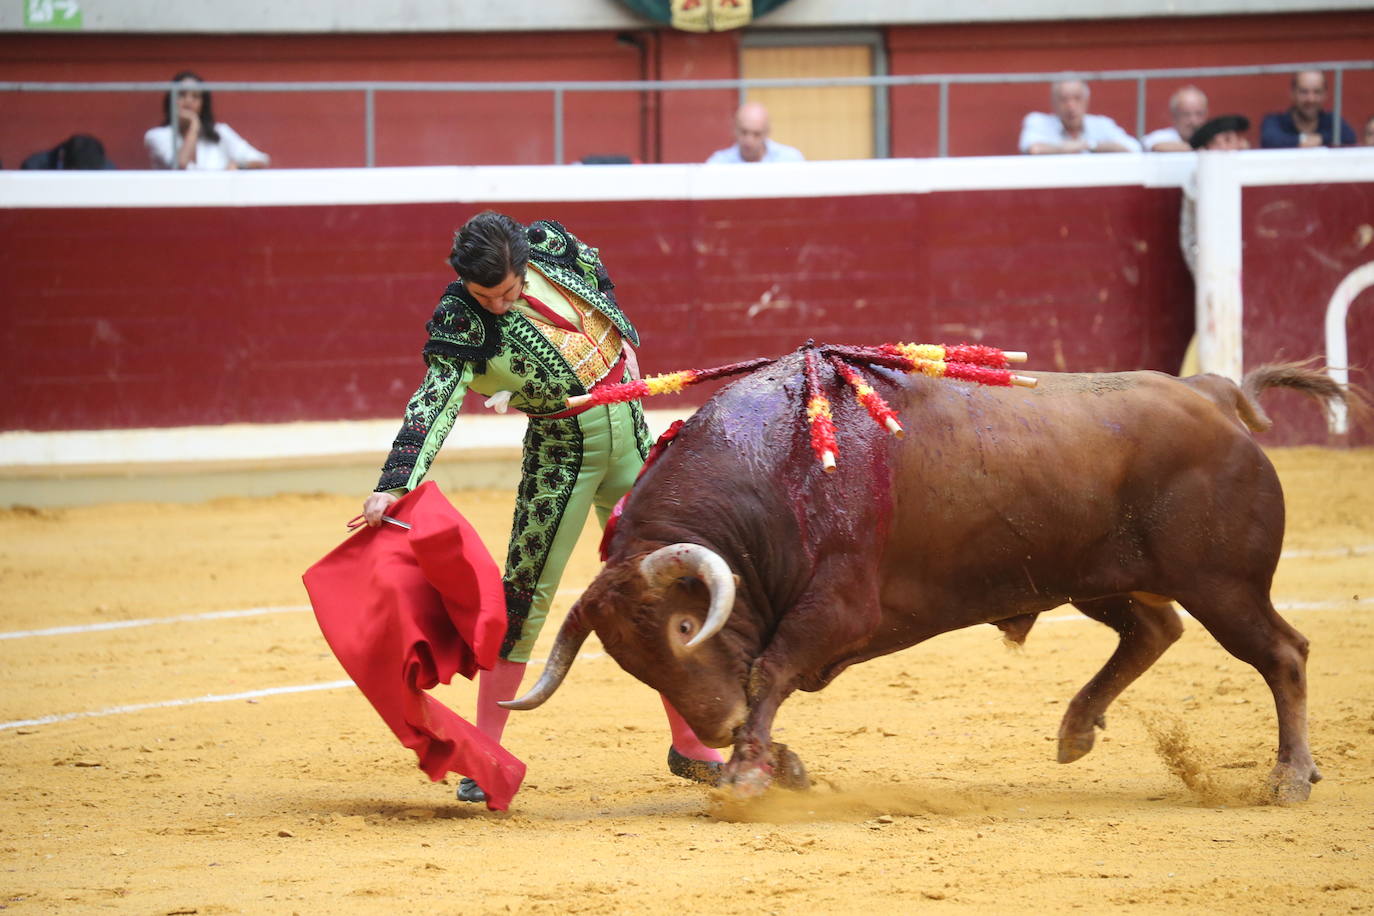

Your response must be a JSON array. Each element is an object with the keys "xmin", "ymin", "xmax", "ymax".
[
  {"xmin": 0, "ymin": 605, "xmax": 312, "ymax": 641},
  {"xmin": 1, "ymin": 680, "xmax": 355, "ymax": 731},
  {"xmin": 0, "ymin": 589, "xmax": 588, "ymax": 641},
  {"xmin": 2, "ymin": 600, "xmax": 1365, "ymax": 733},
  {"xmin": 3, "ymin": 547, "xmax": 1368, "ymax": 644},
  {"xmin": 0, "ymin": 651, "xmax": 605, "ymax": 733}
]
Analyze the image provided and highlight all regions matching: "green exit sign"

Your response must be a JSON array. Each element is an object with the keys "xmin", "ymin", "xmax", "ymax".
[{"xmin": 24, "ymin": 0, "xmax": 83, "ymax": 29}]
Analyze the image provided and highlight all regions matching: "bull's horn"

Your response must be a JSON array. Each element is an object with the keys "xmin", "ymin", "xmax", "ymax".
[
  {"xmin": 499, "ymin": 610, "xmax": 591, "ymax": 710},
  {"xmin": 639, "ymin": 543, "xmax": 735, "ymax": 648}
]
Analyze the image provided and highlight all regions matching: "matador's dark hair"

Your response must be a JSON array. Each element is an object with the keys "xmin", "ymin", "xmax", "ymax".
[{"xmin": 449, "ymin": 210, "xmax": 529, "ymax": 286}]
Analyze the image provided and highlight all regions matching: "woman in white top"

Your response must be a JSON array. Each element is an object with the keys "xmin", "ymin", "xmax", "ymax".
[{"xmin": 144, "ymin": 71, "xmax": 269, "ymax": 171}]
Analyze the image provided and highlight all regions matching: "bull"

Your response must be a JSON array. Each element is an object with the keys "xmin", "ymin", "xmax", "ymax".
[{"xmin": 504, "ymin": 356, "xmax": 1355, "ymax": 802}]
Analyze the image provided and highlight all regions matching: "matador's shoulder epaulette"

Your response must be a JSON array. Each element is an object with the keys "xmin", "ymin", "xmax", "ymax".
[
  {"xmin": 526, "ymin": 219, "xmax": 640, "ymax": 347},
  {"xmin": 423, "ymin": 281, "xmax": 502, "ymax": 364}
]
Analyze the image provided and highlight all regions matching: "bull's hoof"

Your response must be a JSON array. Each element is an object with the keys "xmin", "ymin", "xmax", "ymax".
[
  {"xmin": 1057, "ymin": 713, "xmax": 1106, "ymax": 764},
  {"xmin": 1057, "ymin": 729, "xmax": 1096, "ymax": 764},
  {"xmin": 1268, "ymin": 764, "xmax": 1317, "ymax": 804},
  {"xmin": 456, "ymin": 777, "xmax": 487, "ymax": 803},
  {"xmin": 668, "ymin": 746, "xmax": 723, "ymax": 786},
  {"xmin": 721, "ymin": 765, "xmax": 773, "ymax": 799},
  {"xmin": 770, "ymin": 743, "xmax": 811, "ymax": 790}
]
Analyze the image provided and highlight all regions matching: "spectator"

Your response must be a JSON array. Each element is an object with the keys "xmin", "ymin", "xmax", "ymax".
[
  {"xmin": 1190, "ymin": 114, "xmax": 1251, "ymax": 154},
  {"xmin": 1142, "ymin": 86, "xmax": 1209, "ymax": 152},
  {"xmin": 706, "ymin": 101, "xmax": 804, "ymax": 163},
  {"xmin": 1363, "ymin": 114, "xmax": 1374, "ymax": 147},
  {"xmin": 144, "ymin": 70, "xmax": 269, "ymax": 170},
  {"xmin": 1259, "ymin": 70, "xmax": 1356, "ymax": 148},
  {"xmin": 21, "ymin": 133, "xmax": 116, "ymax": 170},
  {"xmin": 1178, "ymin": 114, "xmax": 1251, "ymax": 377},
  {"xmin": 1019, "ymin": 80, "xmax": 1142, "ymax": 154}
]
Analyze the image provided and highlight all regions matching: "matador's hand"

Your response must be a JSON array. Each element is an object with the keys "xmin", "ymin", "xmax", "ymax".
[{"xmin": 362, "ymin": 491, "xmax": 400, "ymax": 527}]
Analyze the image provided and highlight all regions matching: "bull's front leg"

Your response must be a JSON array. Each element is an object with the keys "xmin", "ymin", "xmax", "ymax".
[
  {"xmin": 721, "ymin": 655, "xmax": 801, "ymax": 797},
  {"xmin": 722, "ymin": 583, "xmax": 875, "ymax": 798}
]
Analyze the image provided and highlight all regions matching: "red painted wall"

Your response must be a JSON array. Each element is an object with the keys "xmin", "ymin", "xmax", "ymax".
[
  {"xmin": 2, "ymin": 12, "xmax": 1371, "ymax": 169},
  {"xmin": 6, "ymin": 180, "xmax": 1368, "ymax": 445},
  {"xmin": 1241, "ymin": 183, "xmax": 1374, "ymax": 447},
  {"xmin": 1, "ymin": 186, "xmax": 1192, "ymax": 433},
  {"xmin": 0, "ymin": 32, "xmax": 651, "ymax": 170}
]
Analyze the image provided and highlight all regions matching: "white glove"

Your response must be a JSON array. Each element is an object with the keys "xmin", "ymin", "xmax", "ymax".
[{"xmin": 483, "ymin": 391, "xmax": 513, "ymax": 414}]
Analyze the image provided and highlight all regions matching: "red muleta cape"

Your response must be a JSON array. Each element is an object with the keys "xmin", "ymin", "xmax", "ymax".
[{"xmin": 302, "ymin": 481, "xmax": 525, "ymax": 810}]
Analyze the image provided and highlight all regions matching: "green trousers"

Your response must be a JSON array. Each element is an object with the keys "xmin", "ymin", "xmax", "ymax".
[{"xmin": 500, "ymin": 400, "xmax": 650, "ymax": 662}]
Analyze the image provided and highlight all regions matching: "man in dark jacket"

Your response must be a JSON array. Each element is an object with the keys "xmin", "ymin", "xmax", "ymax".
[
  {"xmin": 1260, "ymin": 70, "xmax": 1356, "ymax": 148},
  {"xmin": 21, "ymin": 134, "xmax": 116, "ymax": 169}
]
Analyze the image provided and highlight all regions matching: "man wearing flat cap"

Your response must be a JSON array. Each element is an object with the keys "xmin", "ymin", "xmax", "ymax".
[
  {"xmin": 1190, "ymin": 114, "xmax": 1251, "ymax": 152},
  {"xmin": 1177, "ymin": 114, "xmax": 1252, "ymax": 375}
]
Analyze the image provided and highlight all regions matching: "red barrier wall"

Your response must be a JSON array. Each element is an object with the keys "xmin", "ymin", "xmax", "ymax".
[
  {"xmin": 1241, "ymin": 182, "xmax": 1374, "ymax": 446},
  {"xmin": 1, "ymin": 186, "xmax": 1193, "ymax": 433}
]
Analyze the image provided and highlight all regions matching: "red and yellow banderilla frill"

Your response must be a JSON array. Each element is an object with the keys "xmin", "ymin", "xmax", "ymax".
[
  {"xmin": 803, "ymin": 348, "xmax": 839, "ymax": 472},
  {"xmin": 563, "ymin": 341, "xmax": 1035, "ymax": 473}
]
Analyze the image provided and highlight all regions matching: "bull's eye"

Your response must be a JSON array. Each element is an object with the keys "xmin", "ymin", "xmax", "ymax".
[{"xmin": 678, "ymin": 619, "xmax": 693, "ymax": 635}]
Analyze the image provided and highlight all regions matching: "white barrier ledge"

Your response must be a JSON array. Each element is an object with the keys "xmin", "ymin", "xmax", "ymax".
[
  {"xmin": 0, "ymin": 155, "xmax": 1199, "ymax": 210},
  {"xmin": 1193, "ymin": 148, "xmax": 1374, "ymax": 382},
  {"xmin": 0, "ymin": 410, "xmax": 692, "ymax": 469}
]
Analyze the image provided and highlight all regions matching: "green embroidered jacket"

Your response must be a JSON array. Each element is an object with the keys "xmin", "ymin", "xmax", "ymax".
[{"xmin": 375, "ymin": 220, "xmax": 641, "ymax": 493}]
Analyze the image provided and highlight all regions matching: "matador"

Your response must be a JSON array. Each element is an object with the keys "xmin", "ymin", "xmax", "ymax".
[{"xmin": 364, "ymin": 211, "xmax": 723, "ymax": 803}]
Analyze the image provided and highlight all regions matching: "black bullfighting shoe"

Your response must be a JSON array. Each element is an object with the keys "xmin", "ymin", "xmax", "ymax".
[
  {"xmin": 667, "ymin": 746, "xmax": 723, "ymax": 786},
  {"xmin": 456, "ymin": 777, "xmax": 487, "ymax": 803}
]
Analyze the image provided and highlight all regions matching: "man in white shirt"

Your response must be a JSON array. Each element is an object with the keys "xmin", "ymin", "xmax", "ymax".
[
  {"xmin": 706, "ymin": 102, "xmax": 805, "ymax": 163},
  {"xmin": 1142, "ymin": 86, "xmax": 1209, "ymax": 152},
  {"xmin": 1019, "ymin": 79, "xmax": 1141, "ymax": 155}
]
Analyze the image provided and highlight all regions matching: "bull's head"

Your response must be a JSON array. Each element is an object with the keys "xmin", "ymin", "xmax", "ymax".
[{"xmin": 500, "ymin": 542, "xmax": 747, "ymax": 746}]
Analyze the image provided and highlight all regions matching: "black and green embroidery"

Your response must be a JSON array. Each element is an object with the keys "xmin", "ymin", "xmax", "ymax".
[{"xmin": 500, "ymin": 415, "xmax": 584, "ymax": 657}]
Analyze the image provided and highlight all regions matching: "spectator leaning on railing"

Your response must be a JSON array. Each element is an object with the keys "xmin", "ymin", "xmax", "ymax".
[
  {"xmin": 144, "ymin": 70, "xmax": 269, "ymax": 170},
  {"xmin": 1142, "ymin": 86, "xmax": 1209, "ymax": 152},
  {"xmin": 1177, "ymin": 113, "xmax": 1252, "ymax": 377},
  {"xmin": 1259, "ymin": 70, "xmax": 1356, "ymax": 149},
  {"xmin": 1019, "ymin": 80, "xmax": 1141, "ymax": 155},
  {"xmin": 706, "ymin": 101, "xmax": 804, "ymax": 163}
]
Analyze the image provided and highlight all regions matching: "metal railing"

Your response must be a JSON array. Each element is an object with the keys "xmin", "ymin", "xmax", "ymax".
[{"xmin": 5, "ymin": 59, "xmax": 1370, "ymax": 165}]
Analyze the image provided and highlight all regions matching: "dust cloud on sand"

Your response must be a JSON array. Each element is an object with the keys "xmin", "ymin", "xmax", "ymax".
[{"xmin": 1, "ymin": 447, "xmax": 1372, "ymax": 914}]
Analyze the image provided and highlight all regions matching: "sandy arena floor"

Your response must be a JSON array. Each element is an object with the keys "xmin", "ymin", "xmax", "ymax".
[{"xmin": 2, "ymin": 447, "xmax": 1373, "ymax": 915}]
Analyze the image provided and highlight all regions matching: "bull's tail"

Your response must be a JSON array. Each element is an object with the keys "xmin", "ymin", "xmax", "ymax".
[{"xmin": 1235, "ymin": 360, "xmax": 1370, "ymax": 433}]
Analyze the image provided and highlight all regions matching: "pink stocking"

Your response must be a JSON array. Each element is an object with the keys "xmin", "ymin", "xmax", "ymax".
[
  {"xmin": 661, "ymin": 695, "xmax": 724, "ymax": 762},
  {"xmin": 475, "ymin": 659, "xmax": 527, "ymax": 745}
]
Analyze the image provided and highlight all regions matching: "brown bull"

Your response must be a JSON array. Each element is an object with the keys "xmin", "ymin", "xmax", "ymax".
[{"xmin": 505, "ymin": 358, "xmax": 1356, "ymax": 802}]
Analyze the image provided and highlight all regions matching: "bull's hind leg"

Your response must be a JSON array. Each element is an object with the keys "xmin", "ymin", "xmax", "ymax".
[
  {"xmin": 1058, "ymin": 593, "xmax": 1183, "ymax": 764},
  {"xmin": 1181, "ymin": 582, "xmax": 1320, "ymax": 802}
]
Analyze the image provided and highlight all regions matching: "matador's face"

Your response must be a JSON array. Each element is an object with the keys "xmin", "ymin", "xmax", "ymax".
[{"xmin": 465, "ymin": 271, "xmax": 525, "ymax": 315}]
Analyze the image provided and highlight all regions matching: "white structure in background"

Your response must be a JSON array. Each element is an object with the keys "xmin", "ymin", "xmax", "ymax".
[
  {"xmin": 2, "ymin": 0, "xmax": 1369, "ymax": 32},
  {"xmin": 1191, "ymin": 148, "xmax": 1374, "ymax": 434},
  {"xmin": 1325, "ymin": 262, "xmax": 1374, "ymax": 434}
]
